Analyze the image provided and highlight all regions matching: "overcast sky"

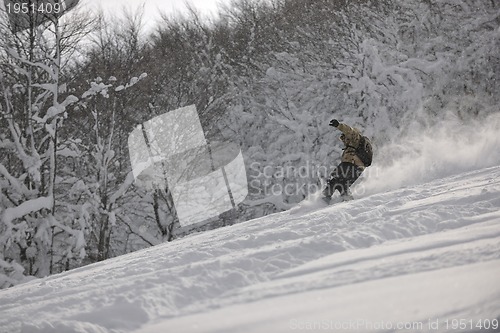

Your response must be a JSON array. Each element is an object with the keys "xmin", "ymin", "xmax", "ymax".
[{"xmin": 82, "ymin": 0, "xmax": 228, "ymax": 29}]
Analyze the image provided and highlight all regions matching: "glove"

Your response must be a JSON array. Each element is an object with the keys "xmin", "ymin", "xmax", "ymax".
[{"xmin": 329, "ymin": 119, "xmax": 340, "ymax": 127}]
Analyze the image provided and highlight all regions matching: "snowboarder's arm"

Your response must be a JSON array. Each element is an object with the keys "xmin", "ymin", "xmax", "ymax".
[
  {"xmin": 337, "ymin": 123, "xmax": 362, "ymax": 147},
  {"xmin": 337, "ymin": 123, "xmax": 356, "ymax": 136},
  {"xmin": 330, "ymin": 120, "xmax": 361, "ymax": 144}
]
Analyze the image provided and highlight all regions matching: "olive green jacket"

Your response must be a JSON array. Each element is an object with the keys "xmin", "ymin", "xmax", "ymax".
[{"xmin": 337, "ymin": 123, "xmax": 365, "ymax": 169}]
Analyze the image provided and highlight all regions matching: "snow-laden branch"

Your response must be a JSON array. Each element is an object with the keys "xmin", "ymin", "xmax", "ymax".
[
  {"xmin": 1, "ymin": 196, "xmax": 53, "ymax": 226},
  {"xmin": 30, "ymin": 95, "xmax": 79, "ymax": 125},
  {"xmin": 82, "ymin": 82, "xmax": 113, "ymax": 99},
  {"xmin": 6, "ymin": 48, "xmax": 58, "ymax": 81},
  {"xmin": 0, "ymin": 163, "xmax": 27, "ymax": 198},
  {"xmin": 31, "ymin": 83, "xmax": 57, "ymax": 95},
  {"xmin": 114, "ymin": 73, "xmax": 148, "ymax": 92},
  {"xmin": 48, "ymin": 95, "xmax": 79, "ymax": 118},
  {"xmin": 0, "ymin": 197, "xmax": 54, "ymax": 248},
  {"xmin": 108, "ymin": 171, "xmax": 136, "ymax": 207}
]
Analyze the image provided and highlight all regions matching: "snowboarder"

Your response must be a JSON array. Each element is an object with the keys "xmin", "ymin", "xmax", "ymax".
[{"xmin": 323, "ymin": 119, "xmax": 373, "ymax": 201}]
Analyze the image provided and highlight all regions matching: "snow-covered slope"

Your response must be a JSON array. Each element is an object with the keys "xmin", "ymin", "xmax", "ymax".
[{"xmin": 1, "ymin": 166, "xmax": 500, "ymax": 333}]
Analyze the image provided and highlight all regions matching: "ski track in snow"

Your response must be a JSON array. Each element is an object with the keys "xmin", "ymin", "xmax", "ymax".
[{"xmin": 1, "ymin": 166, "xmax": 500, "ymax": 333}]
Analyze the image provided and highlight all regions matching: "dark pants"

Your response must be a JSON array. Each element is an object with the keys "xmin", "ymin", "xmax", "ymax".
[{"xmin": 323, "ymin": 162, "xmax": 362, "ymax": 197}]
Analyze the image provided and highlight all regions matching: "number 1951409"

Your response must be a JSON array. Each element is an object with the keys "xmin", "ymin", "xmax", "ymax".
[
  {"xmin": 6, "ymin": 1, "xmax": 62, "ymax": 15},
  {"xmin": 444, "ymin": 319, "xmax": 499, "ymax": 330}
]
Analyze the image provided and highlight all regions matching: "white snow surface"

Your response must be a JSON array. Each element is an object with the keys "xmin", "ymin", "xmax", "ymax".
[{"xmin": 1, "ymin": 166, "xmax": 500, "ymax": 333}]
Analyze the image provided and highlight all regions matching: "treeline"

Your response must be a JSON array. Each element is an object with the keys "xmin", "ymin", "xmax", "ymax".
[{"xmin": 0, "ymin": 0, "xmax": 498, "ymax": 287}]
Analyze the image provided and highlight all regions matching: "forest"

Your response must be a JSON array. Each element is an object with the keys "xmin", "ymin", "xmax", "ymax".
[{"xmin": 0, "ymin": 0, "xmax": 498, "ymax": 287}]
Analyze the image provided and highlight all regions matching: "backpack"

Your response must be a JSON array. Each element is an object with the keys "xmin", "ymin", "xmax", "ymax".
[{"xmin": 356, "ymin": 136, "xmax": 373, "ymax": 167}]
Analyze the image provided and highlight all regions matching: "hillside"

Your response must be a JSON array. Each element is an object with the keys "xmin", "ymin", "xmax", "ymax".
[{"xmin": 1, "ymin": 165, "xmax": 499, "ymax": 333}]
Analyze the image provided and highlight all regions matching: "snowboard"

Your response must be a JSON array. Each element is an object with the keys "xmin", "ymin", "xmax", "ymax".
[{"xmin": 288, "ymin": 191, "xmax": 353, "ymax": 216}]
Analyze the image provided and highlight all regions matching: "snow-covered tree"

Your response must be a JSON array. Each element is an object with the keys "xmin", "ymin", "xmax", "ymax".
[{"xmin": 0, "ymin": 0, "xmax": 92, "ymax": 287}]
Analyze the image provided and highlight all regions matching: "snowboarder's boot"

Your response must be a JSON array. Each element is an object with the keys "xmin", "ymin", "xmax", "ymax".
[
  {"xmin": 321, "ymin": 196, "xmax": 332, "ymax": 204},
  {"xmin": 340, "ymin": 188, "xmax": 354, "ymax": 201},
  {"xmin": 340, "ymin": 194, "xmax": 354, "ymax": 201}
]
